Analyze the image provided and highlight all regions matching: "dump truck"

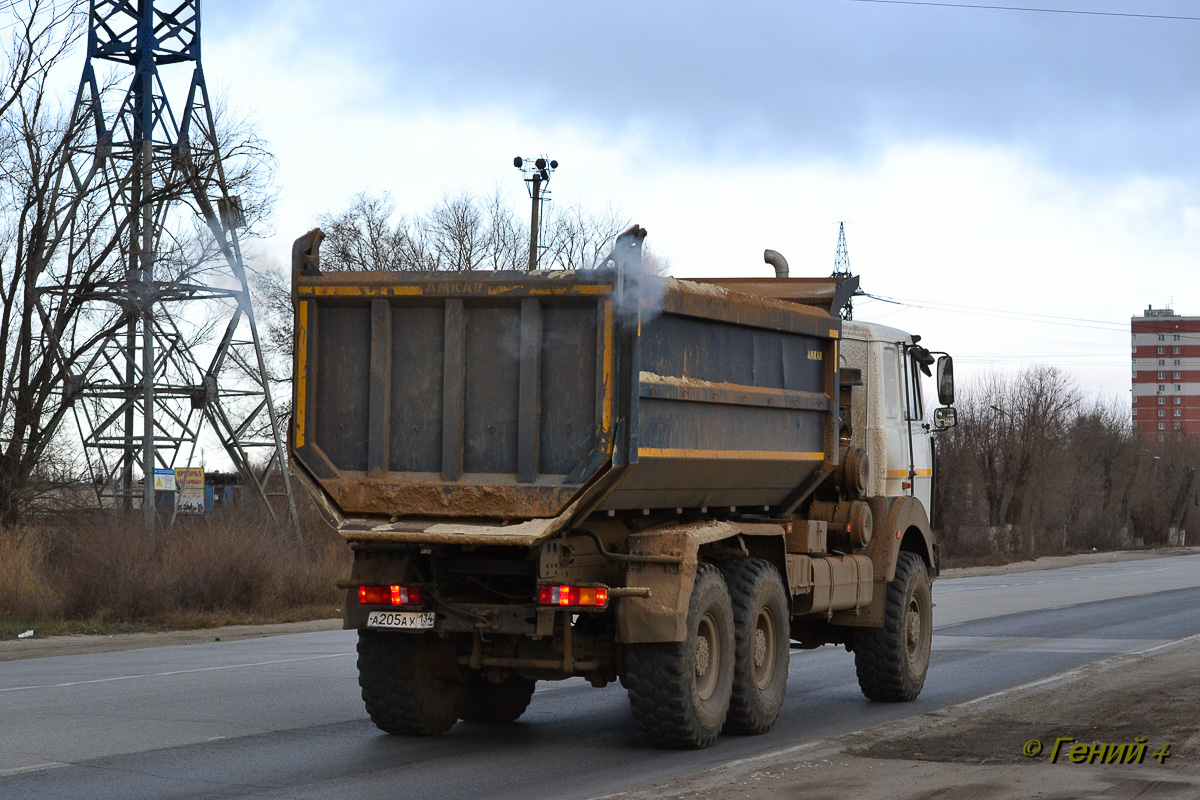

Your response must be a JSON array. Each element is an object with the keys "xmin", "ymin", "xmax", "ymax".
[{"xmin": 289, "ymin": 225, "xmax": 957, "ymax": 749}]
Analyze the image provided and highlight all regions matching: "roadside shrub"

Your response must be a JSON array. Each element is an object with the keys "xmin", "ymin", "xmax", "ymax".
[
  {"xmin": 2, "ymin": 493, "xmax": 348, "ymax": 627},
  {"xmin": 0, "ymin": 527, "xmax": 61, "ymax": 618}
]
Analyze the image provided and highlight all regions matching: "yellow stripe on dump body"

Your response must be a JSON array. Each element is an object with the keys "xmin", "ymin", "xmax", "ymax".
[
  {"xmin": 886, "ymin": 468, "xmax": 933, "ymax": 477},
  {"xmin": 639, "ymin": 448, "xmax": 824, "ymax": 461}
]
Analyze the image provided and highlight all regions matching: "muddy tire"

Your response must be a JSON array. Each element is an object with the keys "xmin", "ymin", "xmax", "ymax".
[
  {"xmin": 357, "ymin": 630, "xmax": 464, "ymax": 735},
  {"xmin": 854, "ymin": 551, "xmax": 932, "ymax": 701},
  {"xmin": 460, "ymin": 676, "xmax": 536, "ymax": 723},
  {"xmin": 719, "ymin": 558, "xmax": 790, "ymax": 734},
  {"xmin": 625, "ymin": 562, "xmax": 735, "ymax": 749}
]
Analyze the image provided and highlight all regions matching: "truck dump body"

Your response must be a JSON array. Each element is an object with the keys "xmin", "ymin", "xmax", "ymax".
[{"xmin": 290, "ymin": 227, "xmax": 842, "ymax": 533}]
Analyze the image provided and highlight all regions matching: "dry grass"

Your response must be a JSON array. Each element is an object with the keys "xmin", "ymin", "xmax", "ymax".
[{"xmin": 0, "ymin": 499, "xmax": 349, "ymax": 638}]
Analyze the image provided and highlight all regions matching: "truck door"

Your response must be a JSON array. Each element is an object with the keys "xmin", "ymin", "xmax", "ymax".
[
  {"xmin": 880, "ymin": 344, "xmax": 909, "ymax": 498},
  {"xmin": 903, "ymin": 351, "xmax": 933, "ymax": 510},
  {"xmin": 880, "ymin": 344, "xmax": 933, "ymax": 508}
]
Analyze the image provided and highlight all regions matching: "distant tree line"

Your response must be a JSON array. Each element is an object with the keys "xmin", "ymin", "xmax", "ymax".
[{"xmin": 934, "ymin": 366, "xmax": 1197, "ymax": 560}]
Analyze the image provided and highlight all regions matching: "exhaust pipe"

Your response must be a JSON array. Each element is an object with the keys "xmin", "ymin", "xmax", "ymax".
[{"xmin": 764, "ymin": 249, "xmax": 789, "ymax": 279}]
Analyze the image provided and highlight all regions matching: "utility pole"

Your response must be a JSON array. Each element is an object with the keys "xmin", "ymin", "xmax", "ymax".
[{"xmin": 514, "ymin": 156, "xmax": 558, "ymax": 269}]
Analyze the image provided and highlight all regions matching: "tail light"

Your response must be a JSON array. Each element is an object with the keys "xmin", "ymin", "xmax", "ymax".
[
  {"xmin": 537, "ymin": 585, "xmax": 609, "ymax": 608},
  {"xmin": 358, "ymin": 585, "xmax": 422, "ymax": 606}
]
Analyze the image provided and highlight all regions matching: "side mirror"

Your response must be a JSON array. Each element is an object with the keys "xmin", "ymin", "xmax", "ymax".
[
  {"xmin": 936, "ymin": 355, "xmax": 955, "ymax": 406},
  {"xmin": 933, "ymin": 406, "xmax": 957, "ymax": 430}
]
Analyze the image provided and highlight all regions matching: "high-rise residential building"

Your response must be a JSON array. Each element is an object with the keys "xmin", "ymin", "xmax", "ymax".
[{"xmin": 1131, "ymin": 306, "xmax": 1200, "ymax": 442}]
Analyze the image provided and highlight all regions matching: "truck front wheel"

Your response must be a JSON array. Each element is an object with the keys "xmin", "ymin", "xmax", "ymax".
[
  {"xmin": 625, "ymin": 562, "xmax": 734, "ymax": 748},
  {"xmin": 720, "ymin": 558, "xmax": 790, "ymax": 734},
  {"xmin": 357, "ymin": 630, "xmax": 465, "ymax": 735},
  {"xmin": 853, "ymin": 550, "xmax": 932, "ymax": 701}
]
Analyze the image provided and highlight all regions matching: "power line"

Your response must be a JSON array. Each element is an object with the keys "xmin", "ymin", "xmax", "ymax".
[
  {"xmin": 859, "ymin": 295, "xmax": 1200, "ymax": 349},
  {"xmin": 838, "ymin": 0, "xmax": 1200, "ymax": 22},
  {"xmin": 860, "ymin": 293, "xmax": 1129, "ymax": 332}
]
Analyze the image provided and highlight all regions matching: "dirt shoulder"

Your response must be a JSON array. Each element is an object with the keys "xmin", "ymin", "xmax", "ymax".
[{"xmin": 606, "ymin": 636, "xmax": 1200, "ymax": 800}]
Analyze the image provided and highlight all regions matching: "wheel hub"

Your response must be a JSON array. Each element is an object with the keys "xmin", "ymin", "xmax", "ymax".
[
  {"xmin": 906, "ymin": 598, "xmax": 921, "ymax": 657},
  {"xmin": 695, "ymin": 612, "xmax": 721, "ymax": 701},
  {"xmin": 752, "ymin": 607, "xmax": 776, "ymax": 690}
]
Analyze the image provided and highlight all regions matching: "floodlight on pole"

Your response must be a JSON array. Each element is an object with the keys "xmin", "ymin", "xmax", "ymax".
[{"xmin": 514, "ymin": 155, "xmax": 558, "ymax": 270}]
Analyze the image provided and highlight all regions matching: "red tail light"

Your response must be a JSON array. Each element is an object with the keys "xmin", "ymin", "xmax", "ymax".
[
  {"xmin": 537, "ymin": 585, "xmax": 609, "ymax": 608},
  {"xmin": 358, "ymin": 585, "xmax": 422, "ymax": 606}
]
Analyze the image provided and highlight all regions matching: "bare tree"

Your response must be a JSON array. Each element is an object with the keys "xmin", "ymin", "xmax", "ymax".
[
  {"xmin": 0, "ymin": 2, "xmax": 92, "ymax": 526},
  {"xmin": 316, "ymin": 193, "xmax": 418, "ymax": 271},
  {"xmin": 428, "ymin": 193, "xmax": 488, "ymax": 271}
]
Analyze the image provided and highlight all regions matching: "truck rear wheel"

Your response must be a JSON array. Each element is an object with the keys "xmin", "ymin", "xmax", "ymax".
[
  {"xmin": 625, "ymin": 562, "xmax": 734, "ymax": 749},
  {"xmin": 460, "ymin": 676, "xmax": 536, "ymax": 723},
  {"xmin": 853, "ymin": 550, "xmax": 932, "ymax": 701},
  {"xmin": 720, "ymin": 558, "xmax": 790, "ymax": 734},
  {"xmin": 357, "ymin": 630, "xmax": 464, "ymax": 735}
]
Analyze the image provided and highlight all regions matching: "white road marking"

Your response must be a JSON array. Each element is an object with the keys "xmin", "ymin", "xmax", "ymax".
[
  {"xmin": 0, "ymin": 762, "xmax": 69, "ymax": 778},
  {"xmin": 933, "ymin": 635, "xmax": 1170, "ymax": 653},
  {"xmin": 0, "ymin": 652, "xmax": 355, "ymax": 694}
]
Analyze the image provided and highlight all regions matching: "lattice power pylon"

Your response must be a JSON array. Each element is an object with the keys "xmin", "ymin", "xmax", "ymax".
[
  {"xmin": 832, "ymin": 221, "xmax": 853, "ymax": 320},
  {"xmin": 37, "ymin": 0, "xmax": 297, "ymax": 535}
]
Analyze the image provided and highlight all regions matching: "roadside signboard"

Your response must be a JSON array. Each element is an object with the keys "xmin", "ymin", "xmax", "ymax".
[
  {"xmin": 174, "ymin": 467, "xmax": 206, "ymax": 514},
  {"xmin": 153, "ymin": 467, "xmax": 176, "ymax": 492}
]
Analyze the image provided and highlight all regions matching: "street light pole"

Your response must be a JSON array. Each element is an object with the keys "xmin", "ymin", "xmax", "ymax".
[{"xmin": 514, "ymin": 156, "xmax": 558, "ymax": 270}]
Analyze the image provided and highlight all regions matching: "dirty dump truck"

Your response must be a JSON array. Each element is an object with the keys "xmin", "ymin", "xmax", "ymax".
[{"xmin": 289, "ymin": 226, "xmax": 958, "ymax": 749}]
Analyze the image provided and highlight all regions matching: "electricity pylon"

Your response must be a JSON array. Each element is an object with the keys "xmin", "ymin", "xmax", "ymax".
[{"xmin": 38, "ymin": 0, "xmax": 298, "ymax": 536}]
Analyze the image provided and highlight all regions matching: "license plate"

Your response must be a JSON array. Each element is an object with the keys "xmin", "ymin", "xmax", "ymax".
[{"xmin": 367, "ymin": 610, "xmax": 436, "ymax": 630}]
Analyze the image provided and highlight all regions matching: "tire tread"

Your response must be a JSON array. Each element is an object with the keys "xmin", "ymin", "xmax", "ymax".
[{"xmin": 853, "ymin": 551, "xmax": 930, "ymax": 702}]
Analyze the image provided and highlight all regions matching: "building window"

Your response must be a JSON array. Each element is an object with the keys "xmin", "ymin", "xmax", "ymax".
[
  {"xmin": 1175, "ymin": 359, "xmax": 1181, "ymax": 366},
  {"xmin": 1158, "ymin": 372, "xmax": 1165, "ymax": 379},
  {"xmin": 1159, "ymin": 422, "xmax": 1167, "ymax": 430},
  {"xmin": 1175, "ymin": 410, "xmax": 1182, "ymax": 417},
  {"xmin": 1158, "ymin": 346, "xmax": 1165, "ymax": 354},
  {"xmin": 1159, "ymin": 384, "xmax": 1166, "ymax": 391},
  {"xmin": 1160, "ymin": 434, "xmax": 1167, "ymax": 442},
  {"xmin": 1174, "ymin": 334, "xmax": 1181, "ymax": 341},
  {"xmin": 1132, "ymin": 346, "xmax": 1138, "ymax": 353},
  {"xmin": 1175, "ymin": 422, "xmax": 1183, "ymax": 430},
  {"xmin": 1175, "ymin": 397, "xmax": 1182, "ymax": 405},
  {"xmin": 1159, "ymin": 397, "xmax": 1166, "ymax": 404},
  {"xmin": 1177, "ymin": 385, "xmax": 1183, "ymax": 391},
  {"xmin": 1133, "ymin": 409, "xmax": 1138, "ymax": 416},
  {"xmin": 1159, "ymin": 335, "xmax": 1166, "ymax": 341},
  {"xmin": 1174, "ymin": 347, "xmax": 1182, "ymax": 354},
  {"xmin": 1175, "ymin": 372, "xmax": 1182, "ymax": 380},
  {"xmin": 1159, "ymin": 410, "xmax": 1166, "ymax": 417},
  {"xmin": 1158, "ymin": 359, "xmax": 1165, "ymax": 366},
  {"xmin": 1133, "ymin": 371, "xmax": 1138, "ymax": 378}
]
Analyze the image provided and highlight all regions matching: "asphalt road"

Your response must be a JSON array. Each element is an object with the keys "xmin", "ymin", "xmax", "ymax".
[{"xmin": 2, "ymin": 554, "xmax": 1200, "ymax": 800}]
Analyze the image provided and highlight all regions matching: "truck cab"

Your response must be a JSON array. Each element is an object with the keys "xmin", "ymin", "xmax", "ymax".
[{"xmin": 842, "ymin": 321, "xmax": 935, "ymax": 511}]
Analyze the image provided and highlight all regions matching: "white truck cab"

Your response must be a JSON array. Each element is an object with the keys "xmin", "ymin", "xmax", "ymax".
[{"xmin": 841, "ymin": 320, "xmax": 954, "ymax": 512}]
